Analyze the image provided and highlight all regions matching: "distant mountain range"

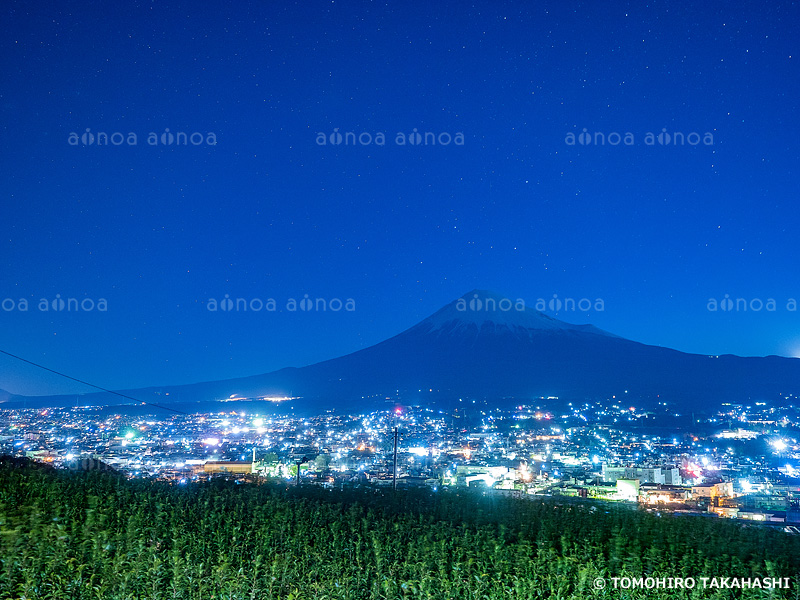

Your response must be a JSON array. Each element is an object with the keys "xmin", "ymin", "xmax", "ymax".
[{"xmin": 3, "ymin": 290, "xmax": 799, "ymax": 412}]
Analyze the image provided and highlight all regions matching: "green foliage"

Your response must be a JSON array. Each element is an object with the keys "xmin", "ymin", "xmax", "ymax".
[
  {"xmin": 0, "ymin": 456, "xmax": 798, "ymax": 599},
  {"xmin": 314, "ymin": 454, "xmax": 331, "ymax": 472},
  {"xmin": 262, "ymin": 453, "xmax": 279, "ymax": 465}
]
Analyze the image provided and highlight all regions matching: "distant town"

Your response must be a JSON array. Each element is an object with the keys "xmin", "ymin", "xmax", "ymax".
[{"xmin": 2, "ymin": 396, "xmax": 799, "ymax": 528}]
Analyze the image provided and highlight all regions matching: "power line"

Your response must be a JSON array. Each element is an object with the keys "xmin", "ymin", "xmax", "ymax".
[{"xmin": 0, "ymin": 349, "xmax": 189, "ymax": 415}]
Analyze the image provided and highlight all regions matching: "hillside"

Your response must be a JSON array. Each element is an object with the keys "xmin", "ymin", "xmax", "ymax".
[{"xmin": 0, "ymin": 457, "xmax": 798, "ymax": 599}]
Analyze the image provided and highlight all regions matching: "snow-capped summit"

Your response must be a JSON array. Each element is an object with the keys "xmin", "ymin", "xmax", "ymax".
[{"xmin": 415, "ymin": 289, "xmax": 614, "ymax": 338}]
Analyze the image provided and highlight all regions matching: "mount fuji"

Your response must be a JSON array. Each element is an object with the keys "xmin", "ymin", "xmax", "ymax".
[{"xmin": 4, "ymin": 290, "xmax": 800, "ymax": 412}]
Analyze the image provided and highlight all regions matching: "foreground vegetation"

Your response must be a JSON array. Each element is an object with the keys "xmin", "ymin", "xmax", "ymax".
[{"xmin": 0, "ymin": 457, "xmax": 798, "ymax": 599}]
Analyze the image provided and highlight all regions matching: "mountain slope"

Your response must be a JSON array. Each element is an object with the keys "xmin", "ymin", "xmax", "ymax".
[{"xmin": 3, "ymin": 290, "xmax": 800, "ymax": 411}]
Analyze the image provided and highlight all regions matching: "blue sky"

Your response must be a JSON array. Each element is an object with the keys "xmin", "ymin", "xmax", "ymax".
[{"xmin": 1, "ymin": 0, "xmax": 798, "ymax": 394}]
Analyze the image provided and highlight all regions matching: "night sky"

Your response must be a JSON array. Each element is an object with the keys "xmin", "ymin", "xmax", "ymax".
[{"xmin": 1, "ymin": 0, "xmax": 798, "ymax": 396}]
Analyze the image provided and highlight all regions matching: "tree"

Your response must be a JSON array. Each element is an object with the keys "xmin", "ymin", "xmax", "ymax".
[{"xmin": 313, "ymin": 454, "xmax": 331, "ymax": 472}]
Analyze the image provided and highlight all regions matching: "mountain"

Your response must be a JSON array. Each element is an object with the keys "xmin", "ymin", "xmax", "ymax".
[{"xmin": 3, "ymin": 290, "xmax": 800, "ymax": 412}]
